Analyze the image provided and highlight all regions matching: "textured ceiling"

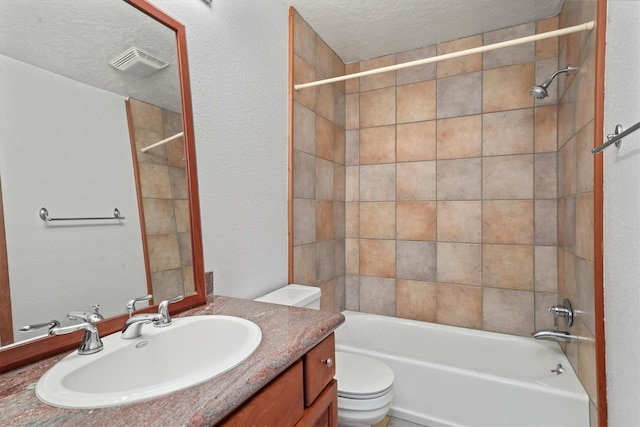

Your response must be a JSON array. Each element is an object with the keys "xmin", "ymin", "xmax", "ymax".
[
  {"xmin": 285, "ymin": 0, "xmax": 565, "ymax": 63},
  {"xmin": 0, "ymin": 0, "xmax": 181, "ymax": 112}
]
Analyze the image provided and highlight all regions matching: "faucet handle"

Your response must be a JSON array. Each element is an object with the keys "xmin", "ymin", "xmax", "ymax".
[
  {"xmin": 548, "ymin": 298, "xmax": 574, "ymax": 327},
  {"xmin": 19, "ymin": 320, "xmax": 61, "ymax": 335},
  {"xmin": 67, "ymin": 305, "xmax": 104, "ymax": 324},
  {"xmin": 156, "ymin": 294, "xmax": 184, "ymax": 327},
  {"xmin": 126, "ymin": 294, "xmax": 153, "ymax": 317}
]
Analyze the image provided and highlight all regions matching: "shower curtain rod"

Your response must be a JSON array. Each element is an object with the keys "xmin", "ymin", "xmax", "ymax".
[
  {"xmin": 140, "ymin": 131, "xmax": 184, "ymax": 153},
  {"xmin": 294, "ymin": 20, "xmax": 595, "ymax": 91}
]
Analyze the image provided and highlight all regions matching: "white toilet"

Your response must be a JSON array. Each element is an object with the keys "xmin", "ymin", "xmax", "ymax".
[{"xmin": 255, "ymin": 284, "xmax": 395, "ymax": 427}]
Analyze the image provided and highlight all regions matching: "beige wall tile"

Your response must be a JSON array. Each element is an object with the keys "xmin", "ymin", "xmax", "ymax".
[
  {"xmin": 436, "ymin": 115, "xmax": 482, "ymax": 160},
  {"xmin": 319, "ymin": 280, "xmax": 336, "ymax": 312},
  {"xmin": 437, "ymin": 242, "xmax": 482, "ymax": 286},
  {"xmin": 396, "ymin": 201, "xmax": 436, "ymax": 241},
  {"xmin": 345, "ymin": 130, "xmax": 360, "ymax": 166},
  {"xmin": 152, "ymin": 269, "xmax": 184, "ymax": 302},
  {"xmin": 334, "ymin": 126, "xmax": 346, "ymax": 164},
  {"xmin": 483, "ymin": 154, "xmax": 534, "ymax": 199},
  {"xmin": 558, "ymin": 83, "xmax": 577, "ymax": 146},
  {"xmin": 534, "ymin": 292, "xmax": 558, "ymax": 330},
  {"xmin": 576, "ymin": 192, "xmax": 594, "ymax": 262},
  {"xmin": 345, "ymin": 202, "xmax": 359, "ymax": 238},
  {"xmin": 293, "ymin": 198, "xmax": 316, "ymax": 245},
  {"xmin": 316, "ymin": 200, "xmax": 334, "ymax": 241},
  {"xmin": 316, "ymin": 158, "xmax": 334, "ymax": 200},
  {"xmin": 316, "ymin": 241, "xmax": 336, "ymax": 283},
  {"xmin": 293, "ymin": 151, "xmax": 316, "ymax": 199},
  {"xmin": 143, "ymin": 199, "xmax": 176, "ymax": 235},
  {"xmin": 346, "ymin": 166, "xmax": 360, "ymax": 202},
  {"xmin": 535, "ymin": 245, "xmax": 558, "ymax": 293},
  {"xmin": 174, "ymin": 200, "xmax": 190, "ymax": 233},
  {"xmin": 148, "ymin": 234, "xmax": 181, "ymax": 272},
  {"xmin": 345, "ymin": 62, "xmax": 359, "ymax": 94},
  {"xmin": 576, "ymin": 121, "xmax": 595, "ymax": 193},
  {"xmin": 482, "ymin": 288, "xmax": 534, "ymax": 335},
  {"xmin": 316, "ymin": 80, "xmax": 336, "ymax": 123},
  {"xmin": 293, "ymin": 102, "xmax": 316, "ymax": 155},
  {"xmin": 558, "ymin": 136, "xmax": 577, "ymax": 198},
  {"xmin": 576, "ymin": 52, "xmax": 596, "ymax": 131},
  {"xmin": 360, "ymin": 87, "xmax": 396, "ymax": 128},
  {"xmin": 346, "ymin": 93, "xmax": 359, "ymax": 130},
  {"xmin": 169, "ymin": 167, "xmax": 188, "ymax": 200},
  {"xmin": 482, "ymin": 109, "xmax": 534, "ymax": 156},
  {"xmin": 360, "ymin": 125, "xmax": 396, "ymax": 164},
  {"xmin": 397, "ymin": 121, "xmax": 436, "ymax": 162},
  {"xmin": 437, "ymin": 158, "xmax": 482, "ymax": 200},
  {"xmin": 578, "ymin": 321, "xmax": 598, "ymax": 405},
  {"xmin": 483, "ymin": 63, "xmax": 534, "ymax": 113},
  {"xmin": 576, "ymin": 257, "xmax": 596, "ymax": 335},
  {"xmin": 436, "ymin": 284, "xmax": 482, "ymax": 329},
  {"xmin": 293, "ymin": 244, "xmax": 317, "ymax": 285},
  {"xmin": 397, "ymin": 161, "xmax": 436, "ymax": 201},
  {"xmin": 536, "ymin": 17, "xmax": 559, "ymax": 60},
  {"xmin": 483, "ymin": 244, "xmax": 534, "ymax": 290},
  {"xmin": 360, "ymin": 55, "xmax": 396, "ymax": 91},
  {"xmin": 396, "ymin": 240, "xmax": 436, "ymax": 282},
  {"xmin": 345, "ymin": 275, "xmax": 360, "ymax": 310},
  {"xmin": 346, "ymin": 239, "xmax": 359, "ymax": 275},
  {"xmin": 437, "ymin": 35, "xmax": 482, "ymax": 78},
  {"xmin": 134, "ymin": 127, "xmax": 167, "ymax": 165},
  {"xmin": 316, "ymin": 115, "xmax": 335, "ymax": 161},
  {"xmin": 293, "ymin": 55, "xmax": 316, "ymax": 111},
  {"xmin": 396, "ymin": 280, "xmax": 437, "ymax": 321},
  {"xmin": 293, "ymin": 12, "xmax": 315, "ymax": 66},
  {"xmin": 535, "ymin": 199, "xmax": 558, "ymax": 246},
  {"xmin": 397, "ymin": 80, "xmax": 436, "ymax": 124},
  {"xmin": 397, "ymin": 45, "xmax": 437, "ymax": 85},
  {"xmin": 483, "ymin": 23, "xmax": 535, "ymax": 69},
  {"xmin": 166, "ymin": 138, "xmax": 185, "ymax": 169},
  {"xmin": 334, "ymin": 166, "xmax": 346, "ymax": 204},
  {"xmin": 483, "ymin": 200, "xmax": 534, "ymax": 244},
  {"xmin": 534, "ymin": 105, "xmax": 558, "ymax": 152},
  {"xmin": 437, "ymin": 201, "xmax": 482, "ymax": 243},
  {"xmin": 130, "ymin": 98, "xmax": 163, "ymax": 132},
  {"xmin": 360, "ymin": 202, "xmax": 395, "ymax": 239},
  {"xmin": 360, "ymin": 239, "xmax": 396, "ymax": 278},
  {"xmin": 139, "ymin": 163, "xmax": 172, "ymax": 199},
  {"xmin": 360, "ymin": 276, "xmax": 396, "ymax": 316},
  {"xmin": 178, "ymin": 232, "xmax": 192, "ymax": 267},
  {"xmin": 182, "ymin": 266, "xmax": 194, "ymax": 296},
  {"xmin": 360, "ymin": 164, "xmax": 396, "ymax": 201},
  {"xmin": 437, "ymin": 72, "xmax": 483, "ymax": 119},
  {"xmin": 535, "ymin": 153, "xmax": 558, "ymax": 199},
  {"xmin": 315, "ymin": 36, "xmax": 338, "ymax": 79}
]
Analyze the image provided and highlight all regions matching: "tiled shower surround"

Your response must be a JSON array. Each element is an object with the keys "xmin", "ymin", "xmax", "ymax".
[
  {"xmin": 292, "ymin": 0, "xmax": 597, "ymax": 420},
  {"xmin": 129, "ymin": 99, "xmax": 194, "ymax": 302}
]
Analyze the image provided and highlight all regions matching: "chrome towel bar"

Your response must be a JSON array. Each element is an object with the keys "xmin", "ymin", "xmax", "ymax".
[
  {"xmin": 39, "ymin": 207, "xmax": 125, "ymax": 222},
  {"xmin": 592, "ymin": 120, "xmax": 640, "ymax": 154}
]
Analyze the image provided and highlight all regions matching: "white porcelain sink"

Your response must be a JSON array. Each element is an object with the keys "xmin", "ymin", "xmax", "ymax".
[{"xmin": 36, "ymin": 315, "xmax": 262, "ymax": 409}]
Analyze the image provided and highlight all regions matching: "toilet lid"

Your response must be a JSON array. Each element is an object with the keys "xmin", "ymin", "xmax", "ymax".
[{"xmin": 335, "ymin": 351, "xmax": 394, "ymax": 399}]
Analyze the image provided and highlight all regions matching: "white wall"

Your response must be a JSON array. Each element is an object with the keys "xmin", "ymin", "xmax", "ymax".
[
  {"xmin": 147, "ymin": 0, "xmax": 290, "ymax": 299},
  {"xmin": 603, "ymin": 1, "xmax": 640, "ymax": 425},
  {"xmin": 0, "ymin": 55, "xmax": 147, "ymax": 340}
]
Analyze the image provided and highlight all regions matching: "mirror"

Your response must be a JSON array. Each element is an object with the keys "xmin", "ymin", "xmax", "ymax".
[{"xmin": 0, "ymin": 0, "xmax": 205, "ymax": 371}]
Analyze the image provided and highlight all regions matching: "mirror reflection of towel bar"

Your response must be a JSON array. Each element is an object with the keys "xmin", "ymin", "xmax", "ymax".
[{"xmin": 39, "ymin": 207, "xmax": 125, "ymax": 222}]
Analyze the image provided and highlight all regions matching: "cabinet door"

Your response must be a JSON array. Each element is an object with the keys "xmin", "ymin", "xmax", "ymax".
[
  {"xmin": 296, "ymin": 380, "xmax": 338, "ymax": 427},
  {"xmin": 220, "ymin": 360, "xmax": 304, "ymax": 427},
  {"xmin": 303, "ymin": 334, "xmax": 336, "ymax": 406}
]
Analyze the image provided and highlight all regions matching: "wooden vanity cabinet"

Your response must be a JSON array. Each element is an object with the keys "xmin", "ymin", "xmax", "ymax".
[{"xmin": 221, "ymin": 333, "xmax": 337, "ymax": 427}]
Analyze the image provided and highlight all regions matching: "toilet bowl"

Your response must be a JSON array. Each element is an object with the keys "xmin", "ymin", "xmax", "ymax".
[
  {"xmin": 255, "ymin": 285, "xmax": 395, "ymax": 427},
  {"xmin": 335, "ymin": 351, "xmax": 394, "ymax": 427}
]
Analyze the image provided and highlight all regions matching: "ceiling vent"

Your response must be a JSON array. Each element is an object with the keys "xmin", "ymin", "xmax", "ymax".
[{"xmin": 109, "ymin": 47, "xmax": 169, "ymax": 78}]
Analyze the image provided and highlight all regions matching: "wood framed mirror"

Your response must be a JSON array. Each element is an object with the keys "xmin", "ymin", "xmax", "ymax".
[{"xmin": 0, "ymin": 0, "xmax": 205, "ymax": 373}]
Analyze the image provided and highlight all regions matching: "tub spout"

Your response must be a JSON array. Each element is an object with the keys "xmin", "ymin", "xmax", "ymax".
[{"xmin": 531, "ymin": 329, "xmax": 577, "ymax": 342}]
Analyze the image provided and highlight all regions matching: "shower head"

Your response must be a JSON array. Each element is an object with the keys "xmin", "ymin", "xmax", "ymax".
[{"xmin": 530, "ymin": 66, "xmax": 578, "ymax": 99}]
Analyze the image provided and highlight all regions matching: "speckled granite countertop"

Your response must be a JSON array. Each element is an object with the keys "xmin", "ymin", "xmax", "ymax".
[{"xmin": 0, "ymin": 296, "xmax": 344, "ymax": 426}]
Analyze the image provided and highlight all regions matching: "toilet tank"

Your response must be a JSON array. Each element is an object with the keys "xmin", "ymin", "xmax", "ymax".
[{"xmin": 254, "ymin": 284, "xmax": 321, "ymax": 310}]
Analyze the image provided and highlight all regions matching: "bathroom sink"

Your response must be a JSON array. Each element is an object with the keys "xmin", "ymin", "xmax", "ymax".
[{"xmin": 36, "ymin": 315, "xmax": 262, "ymax": 409}]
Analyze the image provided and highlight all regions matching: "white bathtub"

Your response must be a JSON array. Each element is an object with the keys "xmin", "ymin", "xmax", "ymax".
[{"xmin": 334, "ymin": 310, "xmax": 589, "ymax": 427}]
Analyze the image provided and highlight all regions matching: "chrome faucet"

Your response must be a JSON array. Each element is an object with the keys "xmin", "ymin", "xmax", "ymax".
[
  {"xmin": 531, "ymin": 329, "xmax": 577, "ymax": 342},
  {"xmin": 121, "ymin": 294, "xmax": 184, "ymax": 339},
  {"xmin": 548, "ymin": 298, "xmax": 574, "ymax": 327},
  {"xmin": 20, "ymin": 305, "xmax": 105, "ymax": 355},
  {"xmin": 125, "ymin": 294, "xmax": 153, "ymax": 317}
]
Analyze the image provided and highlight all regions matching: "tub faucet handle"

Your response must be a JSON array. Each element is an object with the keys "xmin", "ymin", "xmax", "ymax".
[{"xmin": 548, "ymin": 298, "xmax": 574, "ymax": 327}]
